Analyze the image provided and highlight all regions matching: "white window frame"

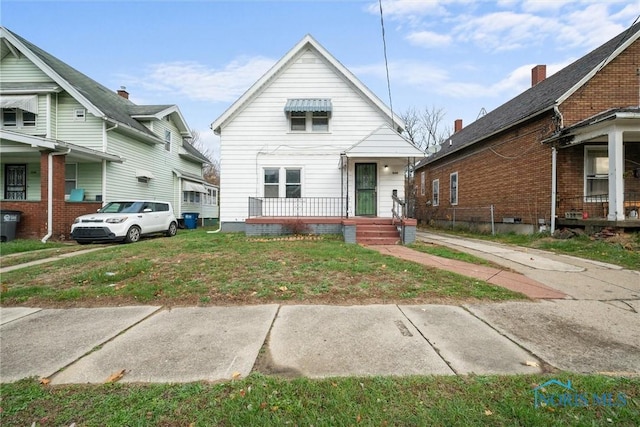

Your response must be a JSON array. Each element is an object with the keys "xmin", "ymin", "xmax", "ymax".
[
  {"xmin": 285, "ymin": 168, "xmax": 302, "ymax": 199},
  {"xmin": 289, "ymin": 111, "xmax": 330, "ymax": 133},
  {"xmin": 432, "ymin": 179, "xmax": 439, "ymax": 206},
  {"xmin": 584, "ymin": 146, "xmax": 609, "ymax": 201},
  {"xmin": 450, "ymin": 172, "xmax": 458, "ymax": 205},
  {"xmin": 164, "ymin": 130, "xmax": 171, "ymax": 151},
  {"xmin": 263, "ymin": 167, "xmax": 303, "ymax": 198},
  {"xmin": 183, "ymin": 191, "xmax": 201, "ymax": 204},
  {"xmin": 1, "ymin": 108, "xmax": 36, "ymax": 128},
  {"xmin": 205, "ymin": 188, "xmax": 218, "ymax": 206},
  {"xmin": 264, "ymin": 168, "xmax": 280, "ymax": 198},
  {"xmin": 65, "ymin": 163, "xmax": 77, "ymax": 196}
]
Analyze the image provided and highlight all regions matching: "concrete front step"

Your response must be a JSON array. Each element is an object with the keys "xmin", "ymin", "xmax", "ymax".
[{"xmin": 356, "ymin": 228, "xmax": 400, "ymax": 245}]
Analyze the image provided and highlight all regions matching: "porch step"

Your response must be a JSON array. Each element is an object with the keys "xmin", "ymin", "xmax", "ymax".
[{"xmin": 356, "ymin": 223, "xmax": 400, "ymax": 245}]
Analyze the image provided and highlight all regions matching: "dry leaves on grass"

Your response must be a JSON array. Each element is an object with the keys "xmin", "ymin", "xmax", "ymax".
[{"xmin": 105, "ymin": 369, "xmax": 126, "ymax": 383}]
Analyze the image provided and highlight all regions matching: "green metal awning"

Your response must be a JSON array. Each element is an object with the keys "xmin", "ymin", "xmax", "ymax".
[{"xmin": 284, "ymin": 98, "xmax": 332, "ymax": 113}]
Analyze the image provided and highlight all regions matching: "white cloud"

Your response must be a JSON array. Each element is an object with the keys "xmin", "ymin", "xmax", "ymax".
[
  {"xmin": 453, "ymin": 11, "xmax": 558, "ymax": 51},
  {"xmin": 556, "ymin": 3, "xmax": 630, "ymax": 49},
  {"xmin": 406, "ymin": 30, "xmax": 453, "ymax": 48},
  {"xmin": 123, "ymin": 56, "xmax": 275, "ymax": 104},
  {"xmin": 352, "ymin": 60, "xmax": 450, "ymax": 87},
  {"xmin": 366, "ymin": 0, "xmax": 449, "ymax": 20}
]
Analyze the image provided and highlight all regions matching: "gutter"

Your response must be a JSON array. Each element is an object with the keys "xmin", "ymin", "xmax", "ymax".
[{"xmin": 41, "ymin": 149, "xmax": 71, "ymax": 243}]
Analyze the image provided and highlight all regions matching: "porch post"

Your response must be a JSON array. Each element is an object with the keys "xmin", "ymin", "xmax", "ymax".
[{"xmin": 607, "ymin": 128, "xmax": 624, "ymax": 221}]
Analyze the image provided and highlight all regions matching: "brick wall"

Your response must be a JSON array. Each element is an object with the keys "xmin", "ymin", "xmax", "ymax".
[
  {"xmin": 415, "ymin": 38, "xmax": 640, "ymax": 228},
  {"xmin": 560, "ymin": 41, "xmax": 640, "ymax": 126},
  {"xmin": 416, "ymin": 114, "xmax": 555, "ymax": 226},
  {"xmin": 2, "ymin": 152, "xmax": 101, "ymax": 241}
]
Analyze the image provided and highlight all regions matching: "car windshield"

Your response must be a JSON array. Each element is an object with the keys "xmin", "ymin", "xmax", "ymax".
[{"xmin": 99, "ymin": 201, "xmax": 144, "ymax": 214}]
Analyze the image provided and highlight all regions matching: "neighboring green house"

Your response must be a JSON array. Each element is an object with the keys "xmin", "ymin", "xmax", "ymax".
[{"xmin": 0, "ymin": 26, "xmax": 218, "ymax": 241}]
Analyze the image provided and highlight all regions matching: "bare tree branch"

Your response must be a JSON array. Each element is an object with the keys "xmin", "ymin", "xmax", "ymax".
[{"xmin": 187, "ymin": 129, "xmax": 220, "ymax": 185}]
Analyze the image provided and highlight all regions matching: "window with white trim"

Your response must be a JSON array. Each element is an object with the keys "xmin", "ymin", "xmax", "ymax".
[
  {"xmin": 264, "ymin": 168, "xmax": 280, "ymax": 198},
  {"xmin": 1, "ymin": 108, "xmax": 36, "ymax": 128},
  {"xmin": 65, "ymin": 163, "xmax": 77, "ymax": 195},
  {"xmin": 183, "ymin": 191, "xmax": 201, "ymax": 203},
  {"xmin": 285, "ymin": 169, "xmax": 301, "ymax": 198},
  {"xmin": 585, "ymin": 146, "xmax": 608, "ymax": 200},
  {"xmin": 450, "ymin": 172, "xmax": 458, "ymax": 205},
  {"xmin": 164, "ymin": 130, "xmax": 171, "ymax": 151},
  {"xmin": 205, "ymin": 188, "xmax": 218, "ymax": 206},
  {"xmin": 263, "ymin": 167, "xmax": 302, "ymax": 198},
  {"xmin": 432, "ymin": 179, "xmax": 439, "ymax": 206},
  {"xmin": 288, "ymin": 111, "xmax": 330, "ymax": 132}
]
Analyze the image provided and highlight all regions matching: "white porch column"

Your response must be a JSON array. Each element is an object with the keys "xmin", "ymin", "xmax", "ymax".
[{"xmin": 607, "ymin": 128, "xmax": 624, "ymax": 221}]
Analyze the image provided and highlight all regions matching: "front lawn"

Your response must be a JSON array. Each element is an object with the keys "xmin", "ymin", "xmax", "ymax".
[
  {"xmin": 0, "ymin": 231, "xmax": 525, "ymax": 307},
  {"xmin": 2, "ymin": 374, "xmax": 638, "ymax": 426}
]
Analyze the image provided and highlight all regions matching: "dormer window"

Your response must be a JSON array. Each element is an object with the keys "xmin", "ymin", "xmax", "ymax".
[{"xmin": 284, "ymin": 98, "xmax": 332, "ymax": 133}]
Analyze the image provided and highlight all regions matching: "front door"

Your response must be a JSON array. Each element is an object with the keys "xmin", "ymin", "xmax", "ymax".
[{"xmin": 355, "ymin": 163, "xmax": 376, "ymax": 216}]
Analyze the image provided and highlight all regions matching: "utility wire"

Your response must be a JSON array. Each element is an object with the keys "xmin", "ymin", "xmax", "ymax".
[{"xmin": 378, "ymin": 0, "xmax": 395, "ymax": 130}]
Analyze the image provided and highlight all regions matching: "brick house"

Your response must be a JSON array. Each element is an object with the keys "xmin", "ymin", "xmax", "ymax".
[{"xmin": 414, "ymin": 22, "xmax": 640, "ymax": 234}]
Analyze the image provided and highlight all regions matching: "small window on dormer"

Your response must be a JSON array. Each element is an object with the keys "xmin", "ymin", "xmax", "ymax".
[
  {"xmin": 164, "ymin": 130, "xmax": 171, "ymax": 151},
  {"xmin": 74, "ymin": 108, "xmax": 86, "ymax": 121}
]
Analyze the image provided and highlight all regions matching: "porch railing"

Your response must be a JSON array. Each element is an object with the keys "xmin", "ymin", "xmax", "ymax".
[
  {"xmin": 391, "ymin": 192, "xmax": 406, "ymax": 244},
  {"xmin": 558, "ymin": 192, "xmax": 639, "ymax": 219},
  {"xmin": 248, "ymin": 197, "xmax": 346, "ymax": 217}
]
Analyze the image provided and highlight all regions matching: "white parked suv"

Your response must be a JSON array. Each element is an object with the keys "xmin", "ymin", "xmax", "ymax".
[{"xmin": 71, "ymin": 200, "xmax": 178, "ymax": 244}]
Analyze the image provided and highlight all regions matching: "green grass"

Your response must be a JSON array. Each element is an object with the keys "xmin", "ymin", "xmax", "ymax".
[
  {"xmin": 422, "ymin": 228, "xmax": 640, "ymax": 270},
  {"xmin": 0, "ymin": 231, "xmax": 525, "ymax": 306},
  {"xmin": 0, "ymin": 239, "xmax": 71, "ymax": 256},
  {"xmin": 1, "ymin": 374, "xmax": 638, "ymax": 426}
]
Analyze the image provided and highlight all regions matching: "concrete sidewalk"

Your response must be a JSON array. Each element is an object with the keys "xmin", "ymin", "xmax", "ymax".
[{"xmin": 1, "ymin": 232, "xmax": 638, "ymax": 383}]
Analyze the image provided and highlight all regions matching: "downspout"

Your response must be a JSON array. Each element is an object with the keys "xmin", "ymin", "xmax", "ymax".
[
  {"xmin": 551, "ymin": 145, "xmax": 557, "ymax": 234},
  {"xmin": 41, "ymin": 149, "xmax": 71, "ymax": 243}
]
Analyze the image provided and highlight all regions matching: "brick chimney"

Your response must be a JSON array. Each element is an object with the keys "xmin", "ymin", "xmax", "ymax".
[
  {"xmin": 454, "ymin": 119, "xmax": 463, "ymax": 133},
  {"xmin": 116, "ymin": 86, "xmax": 129, "ymax": 99},
  {"xmin": 531, "ymin": 65, "xmax": 546, "ymax": 86}
]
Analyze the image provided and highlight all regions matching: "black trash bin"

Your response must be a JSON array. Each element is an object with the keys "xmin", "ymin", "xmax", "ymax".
[{"xmin": 0, "ymin": 210, "xmax": 22, "ymax": 242}]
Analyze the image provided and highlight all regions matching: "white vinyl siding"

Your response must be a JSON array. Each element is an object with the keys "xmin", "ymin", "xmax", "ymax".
[
  {"xmin": 56, "ymin": 93, "xmax": 102, "ymax": 150},
  {"xmin": 219, "ymin": 48, "xmax": 396, "ymax": 223}
]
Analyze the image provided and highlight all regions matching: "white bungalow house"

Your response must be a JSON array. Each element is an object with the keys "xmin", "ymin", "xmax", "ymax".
[
  {"xmin": 211, "ymin": 35, "xmax": 425, "ymax": 243},
  {"xmin": 0, "ymin": 26, "xmax": 218, "ymax": 241}
]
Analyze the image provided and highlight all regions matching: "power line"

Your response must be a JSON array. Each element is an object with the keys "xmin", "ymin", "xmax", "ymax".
[{"xmin": 378, "ymin": 0, "xmax": 395, "ymax": 130}]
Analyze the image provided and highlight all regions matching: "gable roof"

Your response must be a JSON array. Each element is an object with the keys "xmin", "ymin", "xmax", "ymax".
[
  {"xmin": 0, "ymin": 26, "xmax": 194, "ymax": 142},
  {"xmin": 344, "ymin": 124, "xmax": 424, "ymax": 158},
  {"xmin": 210, "ymin": 34, "xmax": 404, "ymax": 134},
  {"xmin": 418, "ymin": 21, "xmax": 640, "ymax": 167}
]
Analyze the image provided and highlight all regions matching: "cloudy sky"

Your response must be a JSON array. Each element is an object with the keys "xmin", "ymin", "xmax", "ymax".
[{"xmin": 3, "ymin": 0, "xmax": 639, "ymax": 157}]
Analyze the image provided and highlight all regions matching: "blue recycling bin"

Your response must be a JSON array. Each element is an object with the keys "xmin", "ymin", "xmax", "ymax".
[{"xmin": 183, "ymin": 212, "xmax": 199, "ymax": 229}]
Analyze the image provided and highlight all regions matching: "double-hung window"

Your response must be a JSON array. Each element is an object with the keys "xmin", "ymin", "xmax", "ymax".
[
  {"xmin": 585, "ymin": 146, "xmax": 608, "ymax": 200},
  {"xmin": 264, "ymin": 168, "xmax": 280, "ymax": 198},
  {"xmin": 432, "ymin": 179, "xmax": 439, "ymax": 206},
  {"xmin": 164, "ymin": 130, "xmax": 171, "ymax": 151},
  {"xmin": 450, "ymin": 172, "xmax": 458, "ymax": 205},
  {"xmin": 65, "ymin": 163, "xmax": 77, "ymax": 196},
  {"xmin": 285, "ymin": 99, "xmax": 332, "ymax": 133},
  {"xmin": 264, "ymin": 168, "xmax": 302, "ymax": 198}
]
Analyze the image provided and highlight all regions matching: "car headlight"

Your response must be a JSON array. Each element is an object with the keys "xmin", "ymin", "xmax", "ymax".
[
  {"xmin": 105, "ymin": 216, "xmax": 128, "ymax": 224},
  {"xmin": 73, "ymin": 217, "xmax": 80, "ymax": 224}
]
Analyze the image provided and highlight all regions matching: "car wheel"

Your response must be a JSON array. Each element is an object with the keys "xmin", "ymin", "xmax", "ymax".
[
  {"xmin": 166, "ymin": 221, "xmax": 178, "ymax": 237},
  {"xmin": 124, "ymin": 226, "xmax": 141, "ymax": 243}
]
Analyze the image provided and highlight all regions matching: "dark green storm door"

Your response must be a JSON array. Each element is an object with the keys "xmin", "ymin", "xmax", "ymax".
[{"xmin": 355, "ymin": 163, "xmax": 377, "ymax": 216}]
